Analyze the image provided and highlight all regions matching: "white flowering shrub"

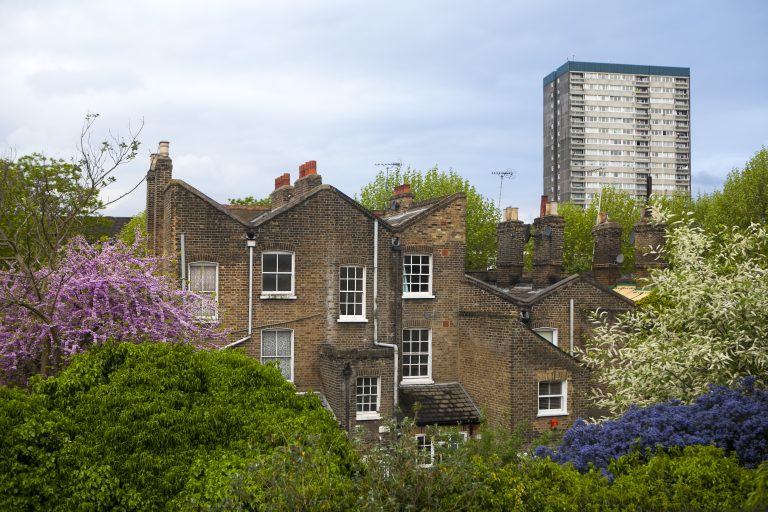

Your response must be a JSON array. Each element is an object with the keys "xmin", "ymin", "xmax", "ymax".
[{"xmin": 582, "ymin": 210, "xmax": 768, "ymax": 415}]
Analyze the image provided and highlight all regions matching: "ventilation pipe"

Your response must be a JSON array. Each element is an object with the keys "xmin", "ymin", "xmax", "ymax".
[{"xmin": 372, "ymin": 219, "xmax": 398, "ymax": 409}]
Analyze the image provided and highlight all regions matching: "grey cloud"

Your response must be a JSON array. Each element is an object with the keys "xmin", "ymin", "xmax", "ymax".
[{"xmin": 26, "ymin": 68, "xmax": 141, "ymax": 95}]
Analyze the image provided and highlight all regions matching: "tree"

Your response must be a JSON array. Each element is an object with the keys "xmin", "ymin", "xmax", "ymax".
[
  {"xmin": 117, "ymin": 210, "xmax": 147, "ymax": 248},
  {"xmin": 0, "ymin": 342, "xmax": 355, "ymax": 510},
  {"xmin": 358, "ymin": 166, "xmax": 499, "ymax": 270},
  {"xmin": 694, "ymin": 147, "xmax": 768, "ymax": 229},
  {"xmin": 228, "ymin": 195, "xmax": 272, "ymax": 206},
  {"xmin": 581, "ymin": 211, "xmax": 768, "ymax": 414},
  {"xmin": 0, "ymin": 236, "xmax": 225, "ymax": 384},
  {"xmin": 0, "ymin": 114, "xmax": 143, "ymax": 379},
  {"xmin": 559, "ymin": 187, "xmax": 642, "ymax": 274}
]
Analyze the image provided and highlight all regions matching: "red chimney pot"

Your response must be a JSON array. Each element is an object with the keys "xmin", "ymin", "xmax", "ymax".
[
  {"xmin": 394, "ymin": 183, "xmax": 411, "ymax": 196},
  {"xmin": 275, "ymin": 172, "xmax": 291, "ymax": 190}
]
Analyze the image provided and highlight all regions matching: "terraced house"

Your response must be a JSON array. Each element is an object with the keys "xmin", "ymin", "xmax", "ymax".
[{"xmin": 146, "ymin": 141, "xmax": 644, "ymax": 442}]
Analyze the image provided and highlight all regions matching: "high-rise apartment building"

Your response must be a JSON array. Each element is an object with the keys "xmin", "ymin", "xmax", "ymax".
[{"xmin": 543, "ymin": 61, "xmax": 690, "ymax": 206}]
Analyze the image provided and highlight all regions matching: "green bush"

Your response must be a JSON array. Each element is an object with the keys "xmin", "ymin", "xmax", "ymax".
[{"xmin": 0, "ymin": 342, "xmax": 355, "ymax": 510}]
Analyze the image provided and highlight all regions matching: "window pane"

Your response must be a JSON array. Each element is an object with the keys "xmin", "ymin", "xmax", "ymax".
[
  {"xmin": 277, "ymin": 254, "xmax": 292, "ymax": 272},
  {"xmin": 277, "ymin": 274, "xmax": 292, "ymax": 291},
  {"xmin": 263, "ymin": 254, "xmax": 277, "ymax": 273},
  {"xmin": 276, "ymin": 333, "xmax": 291, "ymax": 356},
  {"xmin": 263, "ymin": 274, "xmax": 276, "ymax": 292},
  {"xmin": 202, "ymin": 266, "xmax": 216, "ymax": 291},
  {"xmin": 262, "ymin": 331, "xmax": 276, "ymax": 356},
  {"xmin": 189, "ymin": 266, "xmax": 203, "ymax": 291}
]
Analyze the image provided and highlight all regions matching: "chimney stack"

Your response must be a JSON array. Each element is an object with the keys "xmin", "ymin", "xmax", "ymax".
[
  {"xmin": 293, "ymin": 160, "xmax": 322, "ymax": 196},
  {"xmin": 391, "ymin": 183, "xmax": 414, "ymax": 210},
  {"xmin": 270, "ymin": 172, "xmax": 294, "ymax": 209},
  {"xmin": 633, "ymin": 208, "xmax": 668, "ymax": 282},
  {"xmin": 592, "ymin": 213, "xmax": 623, "ymax": 286},
  {"xmin": 146, "ymin": 140, "xmax": 173, "ymax": 256},
  {"xmin": 496, "ymin": 207, "xmax": 529, "ymax": 286},
  {"xmin": 532, "ymin": 197, "xmax": 565, "ymax": 288}
]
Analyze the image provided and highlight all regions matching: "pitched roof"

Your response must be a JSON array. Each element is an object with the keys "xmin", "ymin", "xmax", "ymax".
[
  {"xmin": 380, "ymin": 193, "xmax": 466, "ymax": 230},
  {"xmin": 399, "ymin": 382, "xmax": 481, "ymax": 426},
  {"xmin": 465, "ymin": 273, "xmax": 635, "ymax": 307}
]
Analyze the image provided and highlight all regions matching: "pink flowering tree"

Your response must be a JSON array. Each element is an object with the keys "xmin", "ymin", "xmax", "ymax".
[{"xmin": 0, "ymin": 236, "xmax": 225, "ymax": 385}]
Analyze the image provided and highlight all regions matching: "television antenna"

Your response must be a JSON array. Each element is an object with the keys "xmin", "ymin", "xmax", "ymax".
[
  {"xmin": 375, "ymin": 162, "xmax": 402, "ymax": 209},
  {"xmin": 491, "ymin": 169, "xmax": 517, "ymax": 212}
]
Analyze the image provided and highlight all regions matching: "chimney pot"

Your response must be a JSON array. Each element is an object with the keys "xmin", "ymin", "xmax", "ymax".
[
  {"xmin": 394, "ymin": 183, "xmax": 411, "ymax": 196},
  {"xmin": 275, "ymin": 172, "xmax": 291, "ymax": 190},
  {"xmin": 299, "ymin": 161, "xmax": 318, "ymax": 178},
  {"xmin": 549, "ymin": 201, "xmax": 558, "ymax": 216},
  {"xmin": 503, "ymin": 207, "xmax": 519, "ymax": 222},
  {"xmin": 539, "ymin": 195, "xmax": 548, "ymax": 217},
  {"xmin": 158, "ymin": 141, "xmax": 170, "ymax": 157}
]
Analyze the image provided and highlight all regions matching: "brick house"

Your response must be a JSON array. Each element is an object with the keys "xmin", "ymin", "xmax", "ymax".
[{"xmin": 146, "ymin": 141, "xmax": 636, "ymax": 440}]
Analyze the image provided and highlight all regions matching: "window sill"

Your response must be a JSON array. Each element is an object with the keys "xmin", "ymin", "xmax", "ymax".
[
  {"xmin": 400, "ymin": 378, "xmax": 434, "ymax": 386},
  {"xmin": 537, "ymin": 410, "xmax": 568, "ymax": 417},
  {"xmin": 260, "ymin": 294, "xmax": 297, "ymax": 300},
  {"xmin": 338, "ymin": 318, "xmax": 368, "ymax": 323},
  {"xmin": 402, "ymin": 293, "xmax": 435, "ymax": 299},
  {"xmin": 356, "ymin": 413, "xmax": 381, "ymax": 421}
]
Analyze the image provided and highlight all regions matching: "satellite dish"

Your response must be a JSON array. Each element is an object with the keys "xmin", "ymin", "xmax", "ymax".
[
  {"xmin": 629, "ymin": 232, "xmax": 636, "ymax": 244},
  {"xmin": 616, "ymin": 253, "xmax": 625, "ymax": 264},
  {"xmin": 544, "ymin": 225, "xmax": 553, "ymax": 237}
]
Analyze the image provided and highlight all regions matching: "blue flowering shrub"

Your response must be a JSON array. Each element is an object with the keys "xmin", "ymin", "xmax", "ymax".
[{"xmin": 539, "ymin": 378, "xmax": 768, "ymax": 472}]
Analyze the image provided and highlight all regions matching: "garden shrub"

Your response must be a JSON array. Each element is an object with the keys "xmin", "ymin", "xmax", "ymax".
[
  {"xmin": 0, "ymin": 342, "xmax": 355, "ymax": 510},
  {"xmin": 543, "ymin": 378, "xmax": 768, "ymax": 472}
]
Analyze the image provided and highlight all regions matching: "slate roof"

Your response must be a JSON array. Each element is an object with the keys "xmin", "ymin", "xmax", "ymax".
[
  {"xmin": 464, "ymin": 273, "xmax": 636, "ymax": 307},
  {"xmin": 399, "ymin": 382, "xmax": 482, "ymax": 426}
]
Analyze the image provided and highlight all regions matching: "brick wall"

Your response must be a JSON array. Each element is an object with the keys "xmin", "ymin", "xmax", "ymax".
[
  {"xmin": 459, "ymin": 276, "xmax": 627, "ymax": 435},
  {"xmin": 528, "ymin": 277, "xmax": 634, "ymax": 354}
]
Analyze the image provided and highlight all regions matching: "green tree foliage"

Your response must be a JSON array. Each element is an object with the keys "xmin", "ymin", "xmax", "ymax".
[
  {"xmin": 0, "ymin": 342, "xmax": 355, "ymax": 510},
  {"xmin": 694, "ymin": 147, "xmax": 768, "ymax": 228},
  {"xmin": 582, "ymin": 212, "xmax": 768, "ymax": 414},
  {"xmin": 358, "ymin": 166, "xmax": 499, "ymax": 270},
  {"xmin": 0, "ymin": 154, "xmax": 105, "ymax": 266},
  {"xmin": 228, "ymin": 195, "xmax": 272, "ymax": 206},
  {"xmin": 0, "ymin": 115, "xmax": 141, "ymax": 271},
  {"xmin": 559, "ymin": 187, "xmax": 642, "ymax": 274},
  {"xmin": 118, "ymin": 210, "xmax": 147, "ymax": 248}
]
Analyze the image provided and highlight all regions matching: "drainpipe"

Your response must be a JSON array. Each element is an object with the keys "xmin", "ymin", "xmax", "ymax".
[
  {"xmin": 372, "ymin": 219, "xmax": 399, "ymax": 409},
  {"xmin": 246, "ymin": 233, "xmax": 256, "ymax": 335},
  {"xmin": 180, "ymin": 233, "xmax": 186, "ymax": 289},
  {"xmin": 569, "ymin": 298, "xmax": 574, "ymax": 356}
]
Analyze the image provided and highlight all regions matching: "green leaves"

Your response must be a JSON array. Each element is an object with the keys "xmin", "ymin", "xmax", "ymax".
[
  {"xmin": 357, "ymin": 165, "xmax": 499, "ymax": 270},
  {"xmin": 0, "ymin": 343, "xmax": 354, "ymax": 510},
  {"xmin": 583, "ymin": 214, "xmax": 768, "ymax": 414}
]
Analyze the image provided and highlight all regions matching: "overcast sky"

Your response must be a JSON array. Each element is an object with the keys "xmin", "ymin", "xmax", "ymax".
[{"xmin": 2, "ymin": 0, "xmax": 766, "ymax": 221}]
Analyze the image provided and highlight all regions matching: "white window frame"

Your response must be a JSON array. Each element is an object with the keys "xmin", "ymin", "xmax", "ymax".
[
  {"xmin": 355, "ymin": 376, "xmax": 381, "ymax": 420},
  {"xmin": 415, "ymin": 434, "xmax": 435, "ymax": 467},
  {"xmin": 339, "ymin": 265, "xmax": 367, "ymax": 322},
  {"xmin": 537, "ymin": 380, "xmax": 568, "ymax": 417},
  {"xmin": 187, "ymin": 261, "xmax": 218, "ymax": 320},
  {"xmin": 416, "ymin": 431, "xmax": 468, "ymax": 467},
  {"xmin": 261, "ymin": 251, "xmax": 296, "ymax": 299},
  {"xmin": 261, "ymin": 329, "xmax": 294, "ymax": 382},
  {"xmin": 403, "ymin": 254, "xmax": 434, "ymax": 298},
  {"xmin": 401, "ymin": 328, "xmax": 432, "ymax": 385},
  {"xmin": 534, "ymin": 327, "xmax": 559, "ymax": 347}
]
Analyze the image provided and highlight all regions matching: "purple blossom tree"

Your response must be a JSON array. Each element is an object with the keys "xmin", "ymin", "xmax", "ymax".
[{"xmin": 0, "ymin": 236, "xmax": 225, "ymax": 385}]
